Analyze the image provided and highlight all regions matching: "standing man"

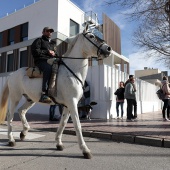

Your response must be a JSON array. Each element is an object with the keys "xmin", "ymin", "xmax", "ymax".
[
  {"xmin": 124, "ymin": 77, "xmax": 137, "ymax": 121},
  {"xmin": 31, "ymin": 27, "xmax": 58, "ymax": 103}
]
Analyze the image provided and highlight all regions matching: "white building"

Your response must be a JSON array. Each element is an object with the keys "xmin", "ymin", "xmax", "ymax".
[{"xmin": 0, "ymin": 0, "xmax": 160, "ymax": 119}]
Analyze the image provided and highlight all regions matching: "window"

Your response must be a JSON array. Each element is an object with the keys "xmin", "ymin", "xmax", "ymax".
[
  {"xmin": 92, "ymin": 57, "xmax": 98, "ymax": 66},
  {"xmin": 7, "ymin": 53, "xmax": 14, "ymax": 72},
  {"xmin": 21, "ymin": 22, "xmax": 28, "ymax": 41},
  {"xmin": 70, "ymin": 19, "xmax": 79, "ymax": 37},
  {"xmin": 20, "ymin": 50, "xmax": 28, "ymax": 67},
  {"xmin": 0, "ymin": 32, "xmax": 2, "ymax": 47},
  {"xmin": 8, "ymin": 28, "xmax": 15, "ymax": 45}
]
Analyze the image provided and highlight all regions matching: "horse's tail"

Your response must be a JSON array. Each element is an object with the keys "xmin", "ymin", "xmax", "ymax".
[{"xmin": 0, "ymin": 81, "xmax": 9, "ymax": 124}]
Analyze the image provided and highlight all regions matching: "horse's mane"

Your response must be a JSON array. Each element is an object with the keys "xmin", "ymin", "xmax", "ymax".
[{"xmin": 63, "ymin": 34, "xmax": 80, "ymax": 57}]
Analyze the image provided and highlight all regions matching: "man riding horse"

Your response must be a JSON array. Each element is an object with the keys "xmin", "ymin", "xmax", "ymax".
[{"xmin": 31, "ymin": 27, "xmax": 59, "ymax": 103}]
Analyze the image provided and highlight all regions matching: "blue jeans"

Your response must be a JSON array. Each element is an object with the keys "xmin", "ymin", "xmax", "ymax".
[
  {"xmin": 49, "ymin": 105, "xmax": 63, "ymax": 120},
  {"xmin": 36, "ymin": 60, "xmax": 52, "ymax": 92},
  {"xmin": 116, "ymin": 102, "xmax": 124, "ymax": 117}
]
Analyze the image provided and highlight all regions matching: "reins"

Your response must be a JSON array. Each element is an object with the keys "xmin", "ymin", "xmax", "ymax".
[
  {"xmin": 56, "ymin": 56, "xmax": 102, "ymax": 61},
  {"xmin": 56, "ymin": 56, "xmax": 87, "ymax": 59},
  {"xmin": 58, "ymin": 59, "xmax": 85, "ymax": 90},
  {"xmin": 83, "ymin": 32, "xmax": 105, "ymax": 56},
  {"xmin": 55, "ymin": 32, "xmax": 105, "ymax": 89}
]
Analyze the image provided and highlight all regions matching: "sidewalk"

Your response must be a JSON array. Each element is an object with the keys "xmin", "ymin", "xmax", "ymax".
[{"xmin": 3, "ymin": 110, "xmax": 170, "ymax": 148}]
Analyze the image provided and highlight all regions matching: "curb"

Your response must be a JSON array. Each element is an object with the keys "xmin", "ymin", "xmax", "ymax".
[
  {"xmin": 135, "ymin": 136, "xmax": 163, "ymax": 147},
  {"xmin": 164, "ymin": 139, "xmax": 170, "ymax": 148},
  {"xmin": 112, "ymin": 134, "xmax": 135, "ymax": 143},
  {"xmin": 36, "ymin": 128, "xmax": 169, "ymax": 148}
]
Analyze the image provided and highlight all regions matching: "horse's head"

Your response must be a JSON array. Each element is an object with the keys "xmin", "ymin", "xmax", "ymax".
[{"xmin": 82, "ymin": 25, "xmax": 112, "ymax": 60}]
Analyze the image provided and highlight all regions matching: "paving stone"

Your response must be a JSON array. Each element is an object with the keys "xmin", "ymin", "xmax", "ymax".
[
  {"xmin": 135, "ymin": 136, "xmax": 163, "ymax": 147},
  {"xmin": 112, "ymin": 134, "xmax": 135, "ymax": 143},
  {"xmin": 90, "ymin": 131, "xmax": 112, "ymax": 139}
]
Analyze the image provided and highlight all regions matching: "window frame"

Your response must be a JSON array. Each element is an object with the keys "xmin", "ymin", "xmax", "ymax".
[
  {"xmin": 19, "ymin": 47, "xmax": 28, "ymax": 68},
  {"xmin": 69, "ymin": 19, "xmax": 79, "ymax": 37}
]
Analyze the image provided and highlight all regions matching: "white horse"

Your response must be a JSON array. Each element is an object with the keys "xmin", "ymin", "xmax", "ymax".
[{"xmin": 0, "ymin": 26, "xmax": 112, "ymax": 159}]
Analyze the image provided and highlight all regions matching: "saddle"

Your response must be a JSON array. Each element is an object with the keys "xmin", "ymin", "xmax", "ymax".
[
  {"xmin": 26, "ymin": 58, "xmax": 59, "ymax": 102},
  {"xmin": 26, "ymin": 67, "xmax": 43, "ymax": 78}
]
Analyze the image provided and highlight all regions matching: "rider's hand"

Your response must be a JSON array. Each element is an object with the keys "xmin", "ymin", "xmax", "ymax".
[{"xmin": 48, "ymin": 50, "xmax": 55, "ymax": 57}]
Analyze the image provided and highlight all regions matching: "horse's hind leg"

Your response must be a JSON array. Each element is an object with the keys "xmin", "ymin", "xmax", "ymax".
[
  {"xmin": 18, "ymin": 97, "xmax": 35, "ymax": 140},
  {"xmin": 56, "ymin": 107, "xmax": 70, "ymax": 150}
]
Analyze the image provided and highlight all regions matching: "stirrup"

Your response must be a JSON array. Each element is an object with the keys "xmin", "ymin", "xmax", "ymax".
[{"xmin": 39, "ymin": 94, "xmax": 52, "ymax": 103}]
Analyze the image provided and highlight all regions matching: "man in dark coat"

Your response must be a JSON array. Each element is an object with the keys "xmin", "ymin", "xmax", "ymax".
[{"xmin": 31, "ymin": 27, "xmax": 58, "ymax": 103}]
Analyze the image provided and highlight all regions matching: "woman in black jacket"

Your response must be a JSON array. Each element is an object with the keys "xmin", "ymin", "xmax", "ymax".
[{"xmin": 114, "ymin": 81, "xmax": 125, "ymax": 119}]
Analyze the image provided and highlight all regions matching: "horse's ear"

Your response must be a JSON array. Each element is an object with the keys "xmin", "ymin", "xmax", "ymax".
[{"xmin": 83, "ymin": 24, "xmax": 89, "ymax": 33}]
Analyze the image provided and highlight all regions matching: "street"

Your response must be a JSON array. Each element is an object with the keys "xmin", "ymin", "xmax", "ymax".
[{"xmin": 0, "ymin": 125, "xmax": 170, "ymax": 170}]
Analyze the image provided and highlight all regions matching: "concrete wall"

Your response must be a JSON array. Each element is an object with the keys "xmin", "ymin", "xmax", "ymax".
[
  {"xmin": 0, "ymin": 65, "xmax": 161, "ymax": 119},
  {"xmin": 58, "ymin": 0, "xmax": 84, "ymax": 35},
  {"xmin": 86, "ymin": 65, "xmax": 161, "ymax": 119},
  {"xmin": 0, "ymin": 0, "xmax": 84, "ymax": 39},
  {"xmin": 135, "ymin": 69, "xmax": 161, "ymax": 78}
]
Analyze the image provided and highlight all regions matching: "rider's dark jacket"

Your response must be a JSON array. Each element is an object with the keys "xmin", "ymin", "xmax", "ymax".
[{"xmin": 31, "ymin": 35, "xmax": 58, "ymax": 65}]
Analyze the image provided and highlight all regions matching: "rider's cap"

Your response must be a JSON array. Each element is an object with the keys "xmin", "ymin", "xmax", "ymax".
[{"xmin": 43, "ymin": 27, "xmax": 54, "ymax": 33}]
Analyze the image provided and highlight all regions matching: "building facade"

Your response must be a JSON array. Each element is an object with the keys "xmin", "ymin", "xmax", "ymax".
[
  {"xmin": 0, "ymin": 0, "xmax": 129, "ymax": 75},
  {"xmin": 0, "ymin": 0, "xmax": 159, "ymax": 119},
  {"xmin": 135, "ymin": 67, "xmax": 168, "ymax": 85}
]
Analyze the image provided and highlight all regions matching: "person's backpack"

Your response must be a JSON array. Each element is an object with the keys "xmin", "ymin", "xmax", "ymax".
[{"xmin": 156, "ymin": 84, "xmax": 166, "ymax": 100}]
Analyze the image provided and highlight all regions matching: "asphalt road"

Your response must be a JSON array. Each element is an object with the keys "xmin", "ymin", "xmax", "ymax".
[{"xmin": 0, "ymin": 126, "xmax": 170, "ymax": 170}]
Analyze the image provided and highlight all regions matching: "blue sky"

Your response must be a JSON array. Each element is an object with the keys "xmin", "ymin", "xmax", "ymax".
[{"xmin": 0, "ymin": 0, "xmax": 166, "ymax": 74}]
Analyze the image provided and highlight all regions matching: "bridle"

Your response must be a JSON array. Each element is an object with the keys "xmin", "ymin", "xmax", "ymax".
[
  {"xmin": 82, "ymin": 32, "xmax": 106, "ymax": 57},
  {"xmin": 56, "ymin": 32, "xmax": 110, "ymax": 89}
]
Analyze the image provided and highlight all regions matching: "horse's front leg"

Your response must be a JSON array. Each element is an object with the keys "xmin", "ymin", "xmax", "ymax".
[
  {"xmin": 18, "ymin": 100, "xmax": 35, "ymax": 140},
  {"xmin": 69, "ymin": 103, "xmax": 92, "ymax": 159},
  {"xmin": 56, "ymin": 107, "xmax": 70, "ymax": 150},
  {"xmin": 7, "ymin": 100, "xmax": 20, "ymax": 146}
]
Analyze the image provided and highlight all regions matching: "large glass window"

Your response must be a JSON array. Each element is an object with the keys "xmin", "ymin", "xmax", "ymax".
[
  {"xmin": 0, "ymin": 32, "xmax": 2, "ymax": 47},
  {"xmin": 70, "ymin": 19, "xmax": 79, "ymax": 37},
  {"xmin": 20, "ymin": 50, "xmax": 28, "ymax": 67},
  {"xmin": 92, "ymin": 57, "xmax": 98, "ymax": 66},
  {"xmin": 21, "ymin": 22, "xmax": 28, "ymax": 41},
  {"xmin": 8, "ymin": 28, "xmax": 15, "ymax": 45},
  {"xmin": 7, "ymin": 53, "xmax": 14, "ymax": 72}
]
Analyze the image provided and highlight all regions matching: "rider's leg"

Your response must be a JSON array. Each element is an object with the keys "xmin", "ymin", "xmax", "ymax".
[{"xmin": 36, "ymin": 61, "xmax": 52, "ymax": 103}]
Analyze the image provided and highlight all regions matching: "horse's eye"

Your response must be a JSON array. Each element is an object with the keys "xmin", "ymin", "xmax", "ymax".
[{"xmin": 90, "ymin": 35, "xmax": 94, "ymax": 38}]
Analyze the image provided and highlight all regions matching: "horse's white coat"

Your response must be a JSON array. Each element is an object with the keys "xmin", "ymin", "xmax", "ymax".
[{"xmin": 0, "ymin": 28, "xmax": 111, "ymax": 157}]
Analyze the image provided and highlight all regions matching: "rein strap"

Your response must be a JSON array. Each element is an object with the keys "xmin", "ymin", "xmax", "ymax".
[{"xmin": 59, "ymin": 60, "xmax": 85, "ymax": 90}]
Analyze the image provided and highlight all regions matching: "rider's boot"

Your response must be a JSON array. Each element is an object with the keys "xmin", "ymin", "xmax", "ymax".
[{"xmin": 39, "ymin": 92, "xmax": 52, "ymax": 103}]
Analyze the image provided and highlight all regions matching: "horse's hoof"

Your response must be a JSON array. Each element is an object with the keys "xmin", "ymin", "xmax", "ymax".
[
  {"xmin": 20, "ymin": 132, "xmax": 26, "ymax": 141},
  {"xmin": 83, "ymin": 152, "xmax": 93, "ymax": 159},
  {"xmin": 8, "ymin": 141, "xmax": 16, "ymax": 147},
  {"xmin": 56, "ymin": 145, "xmax": 64, "ymax": 151}
]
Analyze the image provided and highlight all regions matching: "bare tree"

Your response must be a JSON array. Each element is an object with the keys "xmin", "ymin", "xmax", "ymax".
[{"xmin": 104, "ymin": 0, "xmax": 170, "ymax": 66}]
